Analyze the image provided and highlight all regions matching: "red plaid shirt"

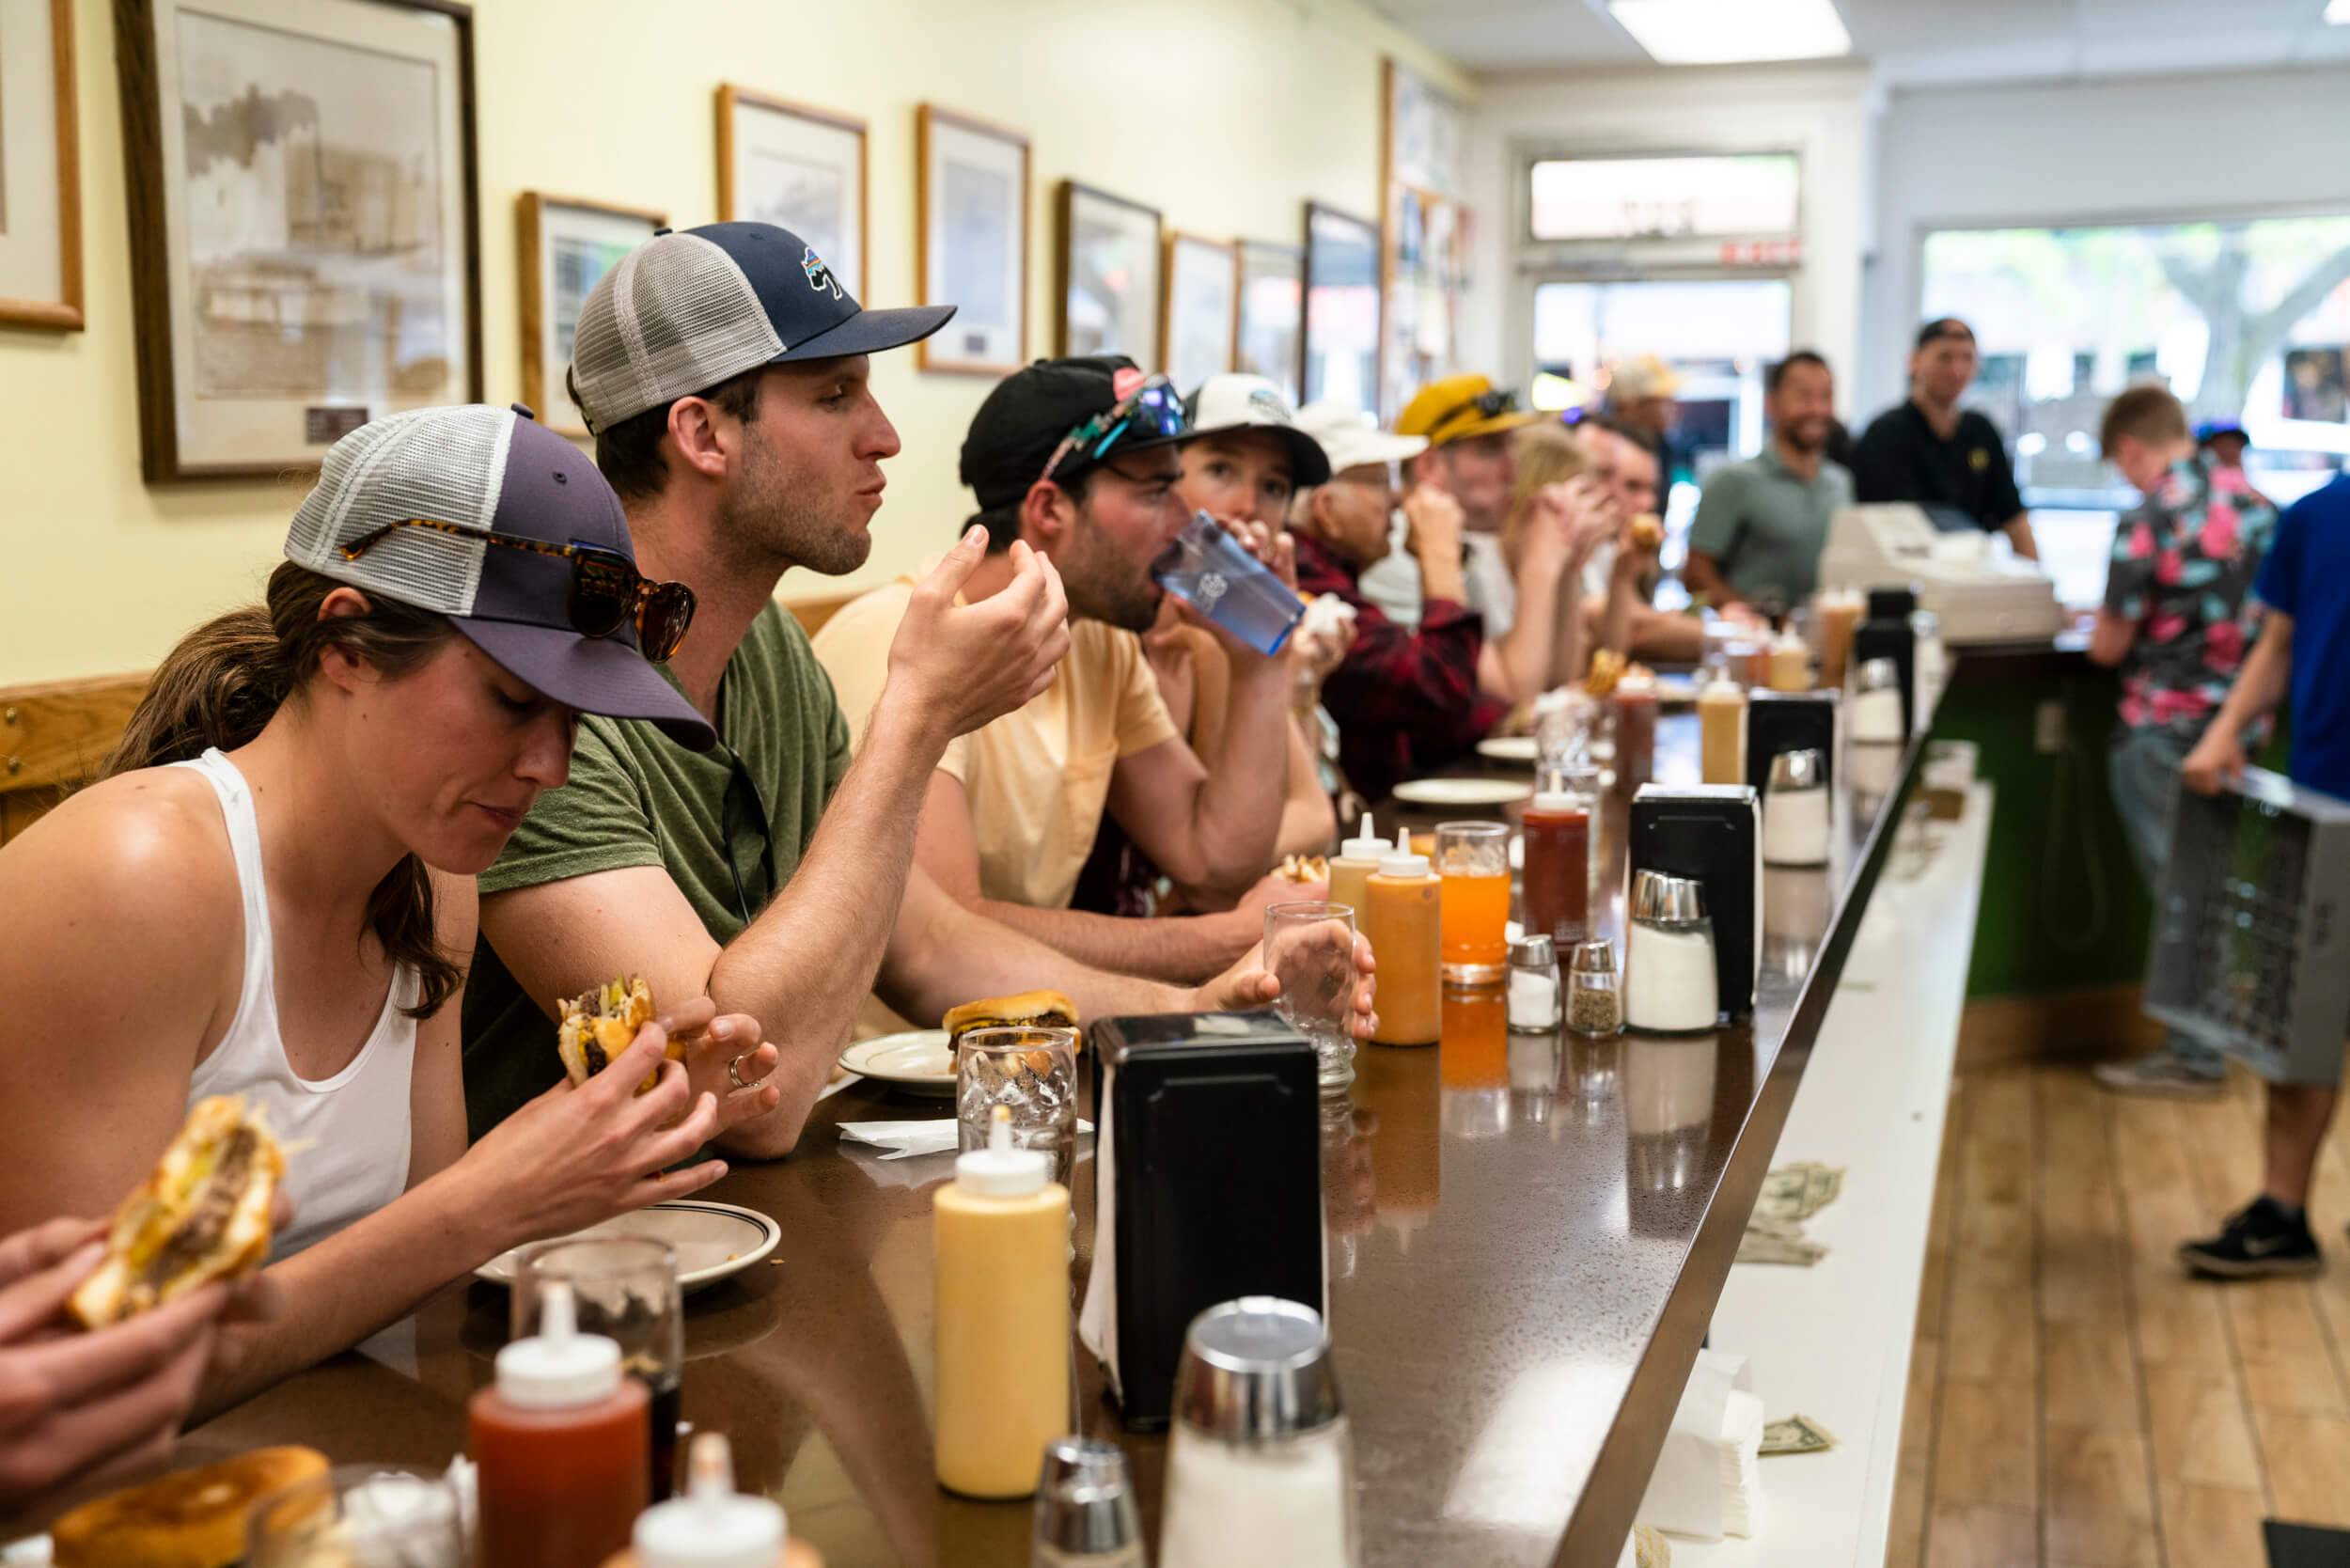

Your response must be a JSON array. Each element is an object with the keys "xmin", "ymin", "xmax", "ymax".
[{"xmin": 1293, "ymin": 530, "xmax": 1505, "ymax": 801}]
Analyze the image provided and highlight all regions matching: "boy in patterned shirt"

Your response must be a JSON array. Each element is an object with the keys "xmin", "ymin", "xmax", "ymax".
[{"xmin": 2087, "ymin": 386, "xmax": 2278, "ymax": 1095}]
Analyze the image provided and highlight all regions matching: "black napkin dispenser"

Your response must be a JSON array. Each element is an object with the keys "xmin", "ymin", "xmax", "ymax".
[
  {"xmin": 1629, "ymin": 784, "xmax": 1763, "ymax": 1018},
  {"xmin": 1083, "ymin": 1011, "xmax": 1323, "ymax": 1430},
  {"xmin": 1746, "ymin": 689, "xmax": 1841, "ymax": 797}
]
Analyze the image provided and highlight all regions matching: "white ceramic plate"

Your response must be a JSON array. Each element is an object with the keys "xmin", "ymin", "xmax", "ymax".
[
  {"xmin": 1655, "ymin": 674, "xmax": 1700, "ymax": 705},
  {"xmin": 1476, "ymin": 735, "xmax": 1540, "ymax": 764},
  {"xmin": 1392, "ymin": 777, "xmax": 1533, "ymax": 808},
  {"xmin": 838, "ymin": 1030, "xmax": 957, "ymax": 1095},
  {"xmin": 474, "ymin": 1200, "xmax": 781, "ymax": 1294}
]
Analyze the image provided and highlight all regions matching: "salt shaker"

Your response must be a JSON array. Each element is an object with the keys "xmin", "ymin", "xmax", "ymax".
[
  {"xmin": 1623, "ymin": 872, "xmax": 1719, "ymax": 1033},
  {"xmin": 1158, "ymin": 1298, "xmax": 1356, "ymax": 1568},
  {"xmin": 1032, "ymin": 1438, "xmax": 1144, "ymax": 1568},
  {"xmin": 1762, "ymin": 748, "xmax": 1831, "ymax": 868},
  {"xmin": 1507, "ymin": 936, "xmax": 1561, "ymax": 1032},
  {"xmin": 1566, "ymin": 938, "xmax": 1624, "ymax": 1037},
  {"xmin": 1849, "ymin": 657, "xmax": 1905, "ymax": 745}
]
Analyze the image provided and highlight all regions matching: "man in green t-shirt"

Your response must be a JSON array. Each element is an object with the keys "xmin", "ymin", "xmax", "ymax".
[
  {"xmin": 463, "ymin": 222, "xmax": 1370, "ymax": 1151},
  {"xmin": 1684, "ymin": 351, "xmax": 1855, "ymax": 618}
]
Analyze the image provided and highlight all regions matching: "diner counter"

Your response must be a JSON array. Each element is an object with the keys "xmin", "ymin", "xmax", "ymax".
[{"xmin": 173, "ymin": 705, "xmax": 1940, "ymax": 1568}]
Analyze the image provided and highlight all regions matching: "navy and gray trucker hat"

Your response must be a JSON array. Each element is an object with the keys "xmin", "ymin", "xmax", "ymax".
[
  {"xmin": 282, "ymin": 403, "xmax": 717, "ymax": 750},
  {"xmin": 568, "ymin": 221, "xmax": 957, "ymax": 434}
]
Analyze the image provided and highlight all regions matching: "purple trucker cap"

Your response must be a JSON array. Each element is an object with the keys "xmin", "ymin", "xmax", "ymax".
[{"xmin": 281, "ymin": 403, "xmax": 716, "ymax": 750}]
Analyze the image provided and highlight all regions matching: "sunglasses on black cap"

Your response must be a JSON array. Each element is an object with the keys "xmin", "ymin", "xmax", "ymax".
[
  {"xmin": 339, "ymin": 517, "xmax": 699, "ymax": 663},
  {"xmin": 1426, "ymin": 387, "xmax": 1521, "ymax": 443},
  {"xmin": 1039, "ymin": 374, "xmax": 1188, "ymax": 485}
]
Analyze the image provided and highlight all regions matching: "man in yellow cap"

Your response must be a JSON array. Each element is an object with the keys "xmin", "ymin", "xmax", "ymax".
[{"xmin": 1354, "ymin": 371, "xmax": 1607, "ymax": 700}]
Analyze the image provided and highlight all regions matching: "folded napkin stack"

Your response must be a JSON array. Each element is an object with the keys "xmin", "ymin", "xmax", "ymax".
[{"xmin": 1636, "ymin": 1349, "xmax": 1765, "ymax": 1543}]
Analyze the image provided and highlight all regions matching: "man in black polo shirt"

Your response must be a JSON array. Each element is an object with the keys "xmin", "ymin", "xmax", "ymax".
[{"xmin": 1852, "ymin": 318, "xmax": 2039, "ymax": 560}]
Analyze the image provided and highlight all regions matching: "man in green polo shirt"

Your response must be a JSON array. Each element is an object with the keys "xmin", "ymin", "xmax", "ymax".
[{"xmin": 1684, "ymin": 351, "xmax": 1854, "ymax": 618}]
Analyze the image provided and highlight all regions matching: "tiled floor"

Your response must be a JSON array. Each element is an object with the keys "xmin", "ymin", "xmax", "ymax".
[{"xmin": 1888, "ymin": 1062, "xmax": 2350, "ymax": 1567}]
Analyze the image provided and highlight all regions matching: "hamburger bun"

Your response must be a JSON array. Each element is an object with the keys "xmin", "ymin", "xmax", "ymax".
[
  {"xmin": 70, "ymin": 1096, "xmax": 284, "ymax": 1330},
  {"xmin": 942, "ymin": 990, "xmax": 1079, "ymax": 1047},
  {"xmin": 52, "ymin": 1445, "xmax": 328, "ymax": 1568},
  {"xmin": 1629, "ymin": 511, "xmax": 1665, "ymax": 550},
  {"xmin": 556, "ymin": 975, "xmax": 681, "ymax": 1094}
]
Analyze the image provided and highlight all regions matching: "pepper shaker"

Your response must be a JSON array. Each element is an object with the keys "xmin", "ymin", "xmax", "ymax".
[{"xmin": 1566, "ymin": 939, "xmax": 1624, "ymax": 1037}]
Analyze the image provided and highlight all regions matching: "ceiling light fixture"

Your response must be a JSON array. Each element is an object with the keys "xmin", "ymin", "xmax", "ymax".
[
  {"xmin": 2326, "ymin": 0, "xmax": 2350, "ymax": 24},
  {"xmin": 1607, "ymin": 0, "xmax": 1854, "ymax": 64}
]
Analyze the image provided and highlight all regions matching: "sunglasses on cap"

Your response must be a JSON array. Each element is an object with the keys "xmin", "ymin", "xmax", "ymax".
[
  {"xmin": 1039, "ymin": 374, "xmax": 1188, "ymax": 485},
  {"xmin": 339, "ymin": 517, "xmax": 699, "ymax": 663},
  {"xmin": 1426, "ymin": 387, "xmax": 1520, "ymax": 443}
]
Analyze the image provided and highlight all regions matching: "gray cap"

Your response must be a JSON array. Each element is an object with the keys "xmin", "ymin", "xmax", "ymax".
[
  {"xmin": 569, "ymin": 221, "xmax": 954, "ymax": 434},
  {"xmin": 283, "ymin": 404, "xmax": 714, "ymax": 750}
]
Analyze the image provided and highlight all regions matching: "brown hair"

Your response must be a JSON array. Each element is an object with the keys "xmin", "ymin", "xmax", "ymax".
[
  {"xmin": 108, "ymin": 562, "xmax": 464, "ymax": 1018},
  {"xmin": 2099, "ymin": 384, "xmax": 2189, "ymax": 460},
  {"xmin": 1501, "ymin": 422, "xmax": 1590, "ymax": 572},
  {"xmin": 577, "ymin": 366, "xmax": 766, "ymax": 504}
]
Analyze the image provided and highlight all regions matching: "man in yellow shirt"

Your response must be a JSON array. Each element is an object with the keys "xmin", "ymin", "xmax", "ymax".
[{"xmin": 814, "ymin": 356, "xmax": 1301, "ymax": 984}]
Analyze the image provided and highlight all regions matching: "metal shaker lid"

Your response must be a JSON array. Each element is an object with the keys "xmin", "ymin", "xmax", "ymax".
[
  {"xmin": 1032, "ymin": 1437, "xmax": 1143, "ymax": 1556},
  {"xmin": 1767, "ymin": 748, "xmax": 1827, "ymax": 792},
  {"xmin": 1174, "ymin": 1297, "xmax": 1343, "ymax": 1442},
  {"xmin": 1630, "ymin": 870, "xmax": 1707, "ymax": 926}
]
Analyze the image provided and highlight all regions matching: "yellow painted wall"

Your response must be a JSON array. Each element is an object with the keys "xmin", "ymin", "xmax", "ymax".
[{"xmin": 1, "ymin": 0, "xmax": 1466, "ymax": 685}]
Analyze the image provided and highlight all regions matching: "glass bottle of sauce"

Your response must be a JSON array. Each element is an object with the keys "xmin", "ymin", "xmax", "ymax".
[
  {"xmin": 1613, "ymin": 671, "xmax": 1660, "ymax": 789},
  {"xmin": 1698, "ymin": 671, "xmax": 1747, "ymax": 787},
  {"xmin": 1326, "ymin": 813, "xmax": 1386, "ymax": 919},
  {"xmin": 471, "ymin": 1280, "xmax": 649, "ymax": 1568},
  {"xmin": 934, "ymin": 1105, "xmax": 1068, "ymax": 1499},
  {"xmin": 1364, "ymin": 849, "xmax": 1440, "ymax": 1045},
  {"xmin": 1520, "ymin": 789, "xmax": 1590, "ymax": 946}
]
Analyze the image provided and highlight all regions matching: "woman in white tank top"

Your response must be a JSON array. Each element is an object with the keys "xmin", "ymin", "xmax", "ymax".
[{"xmin": 0, "ymin": 406, "xmax": 777, "ymax": 1428}]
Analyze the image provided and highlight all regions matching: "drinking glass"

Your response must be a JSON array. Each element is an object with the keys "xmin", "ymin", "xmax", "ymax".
[
  {"xmin": 1435, "ymin": 822, "xmax": 1510, "ymax": 984},
  {"xmin": 246, "ymin": 1465, "xmax": 465, "ymax": 1568},
  {"xmin": 956, "ymin": 1025, "xmax": 1079, "ymax": 1190},
  {"xmin": 1152, "ymin": 511, "xmax": 1306, "ymax": 654},
  {"xmin": 1264, "ymin": 901, "xmax": 1359, "ymax": 1091},
  {"xmin": 515, "ymin": 1238, "xmax": 683, "ymax": 1502}
]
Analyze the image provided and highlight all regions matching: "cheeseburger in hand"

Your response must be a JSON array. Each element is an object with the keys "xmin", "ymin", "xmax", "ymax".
[
  {"xmin": 70, "ymin": 1095, "xmax": 284, "ymax": 1328},
  {"xmin": 556, "ymin": 974, "xmax": 684, "ymax": 1094}
]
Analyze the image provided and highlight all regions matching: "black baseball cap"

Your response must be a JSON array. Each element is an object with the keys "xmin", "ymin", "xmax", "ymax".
[
  {"xmin": 571, "ymin": 221, "xmax": 956, "ymax": 434},
  {"xmin": 960, "ymin": 356, "xmax": 1200, "ymax": 511}
]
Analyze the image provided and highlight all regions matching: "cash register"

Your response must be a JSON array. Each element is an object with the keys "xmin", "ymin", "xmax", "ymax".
[{"xmin": 1815, "ymin": 502, "xmax": 2065, "ymax": 644}]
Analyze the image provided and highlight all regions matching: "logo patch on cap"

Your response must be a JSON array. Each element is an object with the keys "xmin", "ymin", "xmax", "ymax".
[
  {"xmin": 1112, "ymin": 367, "xmax": 1147, "ymax": 402},
  {"xmin": 802, "ymin": 245, "xmax": 843, "ymax": 301},
  {"xmin": 1246, "ymin": 387, "xmax": 1296, "ymax": 426}
]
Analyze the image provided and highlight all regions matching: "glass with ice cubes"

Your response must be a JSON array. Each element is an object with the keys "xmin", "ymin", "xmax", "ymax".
[{"xmin": 955, "ymin": 1026, "xmax": 1080, "ymax": 1190}]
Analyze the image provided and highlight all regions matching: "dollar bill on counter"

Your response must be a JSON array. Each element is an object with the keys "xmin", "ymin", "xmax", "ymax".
[
  {"xmin": 1735, "ymin": 1224, "xmax": 1827, "ymax": 1266},
  {"xmin": 1760, "ymin": 1414, "xmax": 1838, "ymax": 1456},
  {"xmin": 1755, "ymin": 1161, "xmax": 1844, "ymax": 1225}
]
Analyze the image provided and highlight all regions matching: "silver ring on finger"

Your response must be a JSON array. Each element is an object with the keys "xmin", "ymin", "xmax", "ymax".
[{"xmin": 727, "ymin": 1052, "xmax": 754, "ymax": 1092}]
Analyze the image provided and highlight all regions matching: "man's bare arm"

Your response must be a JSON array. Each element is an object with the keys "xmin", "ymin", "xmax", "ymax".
[{"xmin": 910, "ymin": 770, "xmax": 1262, "ymax": 984}]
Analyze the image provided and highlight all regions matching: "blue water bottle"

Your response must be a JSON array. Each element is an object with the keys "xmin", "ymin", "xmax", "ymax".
[{"xmin": 1153, "ymin": 511, "xmax": 1307, "ymax": 655}]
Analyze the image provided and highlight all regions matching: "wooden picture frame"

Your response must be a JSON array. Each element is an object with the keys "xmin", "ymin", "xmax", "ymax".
[
  {"xmin": 1160, "ymin": 232, "xmax": 1236, "ymax": 395},
  {"xmin": 915, "ymin": 102, "xmax": 1028, "ymax": 376},
  {"xmin": 114, "ymin": 0, "xmax": 482, "ymax": 481},
  {"xmin": 1056, "ymin": 180, "xmax": 1161, "ymax": 362},
  {"xmin": 717, "ymin": 86, "xmax": 867, "ymax": 299},
  {"xmin": 1301, "ymin": 202, "xmax": 1382, "ymax": 413},
  {"xmin": 517, "ymin": 193, "xmax": 665, "ymax": 438},
  {"xmin": 1234, "ymin": 239, "xmax": 1303, "ymax": 405},
  {"xmin": 0, "ymin": 0, "xmax": 83, "ymax": 329}
]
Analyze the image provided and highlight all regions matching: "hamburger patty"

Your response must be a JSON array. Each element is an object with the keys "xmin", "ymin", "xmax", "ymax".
[{"xmin": 138, "ymin": 1126, "xmax": 257, "ymax": 1292}]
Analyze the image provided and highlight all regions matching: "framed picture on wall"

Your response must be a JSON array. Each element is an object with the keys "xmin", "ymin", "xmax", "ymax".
[
  {"xmin": 518, "ymin": 194, "xmax": 664, "ymax": 438},
  {"xmin": 114, "ymin": 0, "xmax": 481, "ymax": 480},
  {"xmin": 0, "ymin": 0, "xmax": 83, "ymax": 329},
  {"xmin": 717, "ymin": 86, "xmax": 866, "ymax": 298},
  {"xmin": 1234, "ymin": 240, "xmax": 1303, "ymax": 405},
  {"xmin": 1057, "ymin": 180, "xmax": 1161, "ymax": 362},
  {"xmin": 1301, "ymin": 203, "xmax": 1381, "ymax": 414},
  {"xmin": 1160, "ymin": 233, "xmax": 1235, "ymax": 396},
  {"xmin": 916, "ymin": 102, "xmax": 1027, "ymax": 376}
]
